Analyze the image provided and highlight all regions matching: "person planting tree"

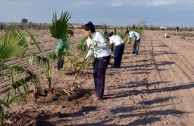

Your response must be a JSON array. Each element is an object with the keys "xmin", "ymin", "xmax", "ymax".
[
  {"xmin": 83, "ymin": 21, "xmax": 111, "ymax": 101},
  {"xmin": 106, "ymin": 32, "xmax": 125, "ymax": 68},
  {"xmin": 50, "ymin": 11, "xmax": 73, "ymax": 71},
  {"xmin": 125, "ymin": 30, "xmax": 141, "ymax": 55}
]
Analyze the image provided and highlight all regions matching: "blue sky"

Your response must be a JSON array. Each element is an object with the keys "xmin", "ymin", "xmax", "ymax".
[{"xmin": 0, "ymin": 0, "xmax": 194, "ymax": 27}]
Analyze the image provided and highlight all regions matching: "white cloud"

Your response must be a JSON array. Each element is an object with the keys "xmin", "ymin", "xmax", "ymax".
[
  {"xmin": 145, "ymin": 0, "xmax": 176, "ymax": 7},
  {"xmin": 143, "ymin": 0, "xmax": 194, "ymax": 7},
  {"xmin": 110, "ymin": 3, "xmax": 124, "ymax": 7},
  {"xmin": 106, "ymin": 0, "xmax": 194, "ymax": 7}
]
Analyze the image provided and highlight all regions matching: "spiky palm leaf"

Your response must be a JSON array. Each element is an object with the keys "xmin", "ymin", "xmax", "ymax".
[
  {"xmin": 0, "ymin": 92, "xmax": 24, "ymax": 126},
  {"xmin": 50, "ymin": 11, "xmax": 73, "ymax": 60},
  {"xmin": 29, "ymin": 55, "xmax": 52, "ymax": 89},
  {"xmin": 9, "ymin": 65, "xmax": 38, "ymax": 92},
  {"xmin": 0, "ymin": 30, "xmax": 24, "ymax": 61},
  {"xmin": 77, "ymin": 36, "xmax": 87, "ymax": 56},
  {"xmin": 50, "ymin": 11, "xmax": 74, "ymax": 39},
  {"xmin": 25, "ymin": 28, "xmax": 41, "ymax": 52},
  {"xmin": 0, "ymin": 29, "xmax": 42, "ymax": 126}
]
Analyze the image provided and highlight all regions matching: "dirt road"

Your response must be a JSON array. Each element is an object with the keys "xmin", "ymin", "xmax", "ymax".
[
  {"xmin": 6, "ymin": 30, "xmax": 194, "ymax": 126},
  {"xmin": 67, "ymin": 30, "xmax": 194, "ymax": 126}
]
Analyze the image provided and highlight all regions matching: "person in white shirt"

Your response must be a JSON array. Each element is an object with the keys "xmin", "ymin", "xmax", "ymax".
[
  {"xmin": 106, "ymin": 32, "xmax": 124, "ymax": 68},
  {"xmin": 125, "ymin": 31, "xmax": 141, "ymax": 55},
  {"xmin": 83, "ymin": 21, "xmax": 111, "ymax": 100}
]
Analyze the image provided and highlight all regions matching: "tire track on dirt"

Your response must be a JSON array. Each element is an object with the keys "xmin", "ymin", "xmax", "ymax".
[
  {"xmin": 137, "ymin": 32, "xmax": 185, "ymax": 125},
  {"xmin": 148, "ymin": 31, "xmax": 194, "ymax": 125}
]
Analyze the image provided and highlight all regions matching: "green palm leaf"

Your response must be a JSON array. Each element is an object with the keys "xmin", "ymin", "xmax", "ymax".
[
  {"xmin": 77, "ymin": 36, "xmax": 87, "ymax": 55},
  {"xmin": 50, "ymin": 11, "xmax": 73, "ymax": 39},
  {"xmin": 0, "ymin": 105, "xmax": 5, "ymax": 126},
  {"xmin": 0, "ymin": 30, "xmax": 24, "ymax": 61},
  {"xmin": 0, "ymin": 93, "xmax": 24, "ymax": 126},
  {"xmin": 11, "ymin": 76, "xmax": 33, "ymax": 90},
  {"xmin": 26, "ymin": 28, "xmax": 41, "ymax": 52},
  {"xmin": 7, "ymin": 65, "xmax": 37, "ymax": 91},
  {"xmin": 0, "ymin": 100, "xmax": 9, "ymax": 108}
]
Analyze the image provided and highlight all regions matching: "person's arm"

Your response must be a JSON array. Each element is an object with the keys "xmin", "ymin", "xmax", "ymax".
[
  {"xmin": 126, "ymin": 39, "xmax": 130, "ymax": 46},
  {"xmin": 84, "ymin": 39, "xmax": 94, "ymax": 60},
  {"xmin": 132, "ymin": 36, "xmax": 136, "ymax": 45},
  {"xmin": 94, "ymin": 32, "xmax": 108, "ymax": 49},
  {"xmin": 96, "ymin": 42, "xmax": 107, "ymax": 49},
  {"xmin": 85, "ymin": 47, "xmax": 93, "ymax": 60},
  {"xmin": 110, "ymin": 43, "xmax": 114, "ymax": 51}
]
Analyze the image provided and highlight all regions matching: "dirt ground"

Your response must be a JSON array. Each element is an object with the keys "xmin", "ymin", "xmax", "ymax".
[{"xmin": 3, "ymin": 29, "xmax": 194, "ymax": 126}]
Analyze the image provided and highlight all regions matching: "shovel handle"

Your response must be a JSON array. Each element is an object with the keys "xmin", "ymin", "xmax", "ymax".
[{"xmin": 72, "ymin": 44, "xmax": 92, "ymax": 87}]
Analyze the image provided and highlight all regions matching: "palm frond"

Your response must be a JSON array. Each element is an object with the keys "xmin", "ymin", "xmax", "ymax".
[
  {"xmin": 7, "ymin": 65, "xmax": 37, "ymax": 92},
  {"xmin": 25, "ymin": 29, "xmax": 41, "ymax": 52},
  {"xmin": 77, "ymin": 36, "xmax": 87, "ymax": 55},
  {"xmin": 29, "ymin": 55, "xmax": 50, "ymax": 68},
  {"xmin": 0, "ymin": 106, "xmax": 5, "ymax": 126},
  {"xmin": 6, "ymin": 93, "xmax": 24, "ymax": 105},
  {"xmin": 0, "ymin": 30, "xmax": 24, "ymax": 61},
  {"xmin": 50, "ymin": 11, "xmax": 73, "ymax": 39},
  {"xmin": 0, "ymin": 100, "xmax": 9, "ymax": 108},
  {"xmin": 0, "ymin": 92, "xmax": 24, "ymax": 126},
  {"xmin": 11, "ymin": 76, "xmax": 34, "ymax": 90}
]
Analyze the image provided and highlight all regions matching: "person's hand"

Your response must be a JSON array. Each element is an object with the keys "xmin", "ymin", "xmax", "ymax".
[
  {"xmin": 88, "ymin": 39, "xmax": 94, "ymax": 45},
  {"xmin": 88, "ymin": 39, "xmax": 97, "ymax": 46}
]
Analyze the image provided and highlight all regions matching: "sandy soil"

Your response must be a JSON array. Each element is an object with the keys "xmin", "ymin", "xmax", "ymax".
[{"xmin": 2, "ymin": 29, "xmax": 194, "ymax": 126}]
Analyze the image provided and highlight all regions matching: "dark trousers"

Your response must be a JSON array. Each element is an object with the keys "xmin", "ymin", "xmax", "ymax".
[
  {"xmin": 114, "ymin": 44, "xmax": 124, "ymax": 67},
  {"xmin": 93, "ymin": 56, "xmax": 110, "ymax": 99},
  {"xmin": 57, "ymin": 58, "xmax": 64, "ymax": 70},
  {"xmin": 133, "ymin": 39, "xmax": 141, "ymax": 54}
]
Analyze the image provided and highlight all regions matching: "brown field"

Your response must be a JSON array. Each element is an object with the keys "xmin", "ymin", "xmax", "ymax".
[{"xmin": 1, "ymin": 29, "xmax": 194, "ymax": 126}]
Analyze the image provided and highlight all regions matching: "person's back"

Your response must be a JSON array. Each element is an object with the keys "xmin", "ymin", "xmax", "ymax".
[
  {"xmin": 109, "ymin": 35, "xmax": 124, "ymax": 46},
  {"xmin": 129, "ymin": 31, "xmax": 141, "ymax": 40},
  {"xmin": 125, "ymin": 30, "xmax": 141, "ymax": 55},
  {"xmin": 107, "ymin": 33, "xmax": 125, "ymax": 68}
]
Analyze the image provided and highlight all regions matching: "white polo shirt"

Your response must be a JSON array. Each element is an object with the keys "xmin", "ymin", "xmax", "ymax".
[
  {"xmin": 109, "ymin": 35, "xmax": 124, "ymax": 46},
  {"xmin": 85, "ymin": 32, "xmax": 111, "ymax": 59},
  {"xmin": 128, "ymin": 31, "xmax": 141, "ymax": 40}
]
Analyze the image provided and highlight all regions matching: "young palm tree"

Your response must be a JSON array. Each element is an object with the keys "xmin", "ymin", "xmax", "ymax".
[
  {"xmin": 50, "ymin": 11, "xmax": 74, "ymax": 70},
  {"xmin": 29, "ymin": 11, "xmax": 74, "ymax": 92},
  {"xmin": 0, "ymin": 29, "xmax": 40, "ymax": 126}
]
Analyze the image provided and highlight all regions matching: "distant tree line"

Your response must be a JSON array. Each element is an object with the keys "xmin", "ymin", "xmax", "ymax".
[{"xmin": 0, "ymin": 21, "xmax": 194, "ymax": 31}]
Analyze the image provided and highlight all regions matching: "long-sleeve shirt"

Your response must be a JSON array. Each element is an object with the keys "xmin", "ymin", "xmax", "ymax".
[{"xmin": 85, "ymin": 32, "xmax": 111, "ymax": 59}]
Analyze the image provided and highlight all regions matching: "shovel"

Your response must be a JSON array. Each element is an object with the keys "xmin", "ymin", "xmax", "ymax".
[{"xmin": 71, "ymin": 44, "xmax": 92, "ymax": 90}]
